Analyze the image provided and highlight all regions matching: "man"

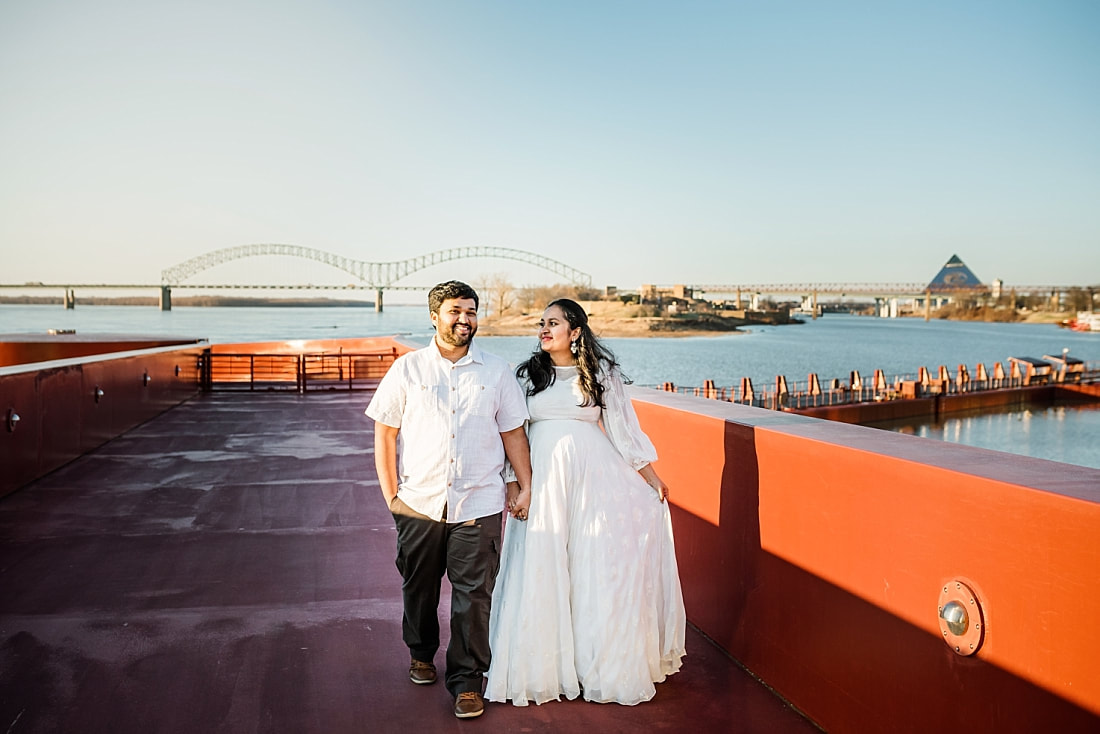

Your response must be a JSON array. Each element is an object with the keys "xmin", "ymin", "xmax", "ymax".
[{"xmin": 365, "ymin": 280, "xmax": 532, "ymax": 720}]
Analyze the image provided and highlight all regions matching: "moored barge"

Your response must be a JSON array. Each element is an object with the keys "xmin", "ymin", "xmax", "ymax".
[{"xmin": 2, "ymin": 334, "xmax": 1099, "ymax": 732}]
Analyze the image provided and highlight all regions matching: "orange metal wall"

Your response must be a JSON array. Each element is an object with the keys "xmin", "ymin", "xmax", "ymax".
[
  {"xmin": 0, "ymin": 338, "xmax": 203, "ymax": 367},
  {"xmin": 0, "ymin": 337, "xmax": 413, "ymax": 498},
  {"xmin": 211, "ymin": 336, "xmax": 415, "ymax": 355},
  {"xmin": 632, "ymin": 389, "xmax": 1100, "ymax": 733},
  {"xmin": 0, "ymin": 346, "xmax": 204, "ymax": 497}
]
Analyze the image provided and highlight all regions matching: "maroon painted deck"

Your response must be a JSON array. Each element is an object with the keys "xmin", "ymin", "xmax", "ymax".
[{"xmin": 0, "ymin": 392, "xmax": 819, "ymax": 734}]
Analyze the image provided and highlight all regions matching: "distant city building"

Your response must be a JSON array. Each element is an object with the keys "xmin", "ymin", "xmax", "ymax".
[
  {"xmin": 926, "ymin": 254, "xmax": 985, "ymax": 292},
  {"xmin": 639, "ymin": 284, "xmax": 693, "ymax": 303}
]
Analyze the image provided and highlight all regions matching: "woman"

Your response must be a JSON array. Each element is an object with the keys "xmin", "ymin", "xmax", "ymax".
[{"xmin": 486, "ymin": 298, "xmax": 686, "ymax": 707}]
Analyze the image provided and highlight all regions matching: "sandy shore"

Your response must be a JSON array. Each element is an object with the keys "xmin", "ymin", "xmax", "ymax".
[{"xmin": 476, "ymin": 301, "xmax": 751, "ymax": 338}]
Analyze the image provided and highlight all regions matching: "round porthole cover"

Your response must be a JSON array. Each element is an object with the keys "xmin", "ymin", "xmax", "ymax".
[{"xmin": 938, "ymin": 580, "xmax": 984, "ymax": 656}]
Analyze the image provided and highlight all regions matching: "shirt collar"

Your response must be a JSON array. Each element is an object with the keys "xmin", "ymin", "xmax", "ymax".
[{"xmin": 466, "ymin": 341, "xmax": 486, "ymax": 365}]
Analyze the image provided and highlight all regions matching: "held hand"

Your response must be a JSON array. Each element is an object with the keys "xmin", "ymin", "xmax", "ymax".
[
  {"xmin": 510, "ymin": 487, "xmax": 531, "ymax": 521},
  {"xmin": 505, "ymin": 481, "xmax": 521, "ymax": 513}
]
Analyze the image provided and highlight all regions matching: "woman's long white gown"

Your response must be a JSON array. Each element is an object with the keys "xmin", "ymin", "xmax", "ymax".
[{"xmin": 486, "ymin": 365, "xmax": 686, "ymax": 706}]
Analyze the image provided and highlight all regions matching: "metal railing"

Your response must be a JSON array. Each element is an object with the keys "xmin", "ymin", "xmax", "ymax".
[
  {"xmin": 203, "ymin": 350, "xmax": 398, "ymax": 391},
  {"xmin": 649, "ymin": 361, "xmax": 1100, "ymax": 411}
]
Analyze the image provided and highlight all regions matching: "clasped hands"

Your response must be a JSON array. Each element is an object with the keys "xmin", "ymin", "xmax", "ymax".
[{"xmin": 506, "ymin": 481, "xmax": 531, "ymax": 521}]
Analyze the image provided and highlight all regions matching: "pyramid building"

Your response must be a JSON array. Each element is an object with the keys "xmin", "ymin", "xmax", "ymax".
[{"xmin": 926, "ymin": 254, "xmax": 985, "ymax": 292}]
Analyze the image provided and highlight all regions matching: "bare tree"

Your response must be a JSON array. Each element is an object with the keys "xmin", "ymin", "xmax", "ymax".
[
  {"xmin": 474, "ymin": 272, "xmax": 516, "ymax": 320},
  {"xmin": 515, "ymin": 283, "xmax": 591, "ymax": 313},
  {"xmin": 1066, "ymin": 287, "xmax": 1090, "ymax": 312}
]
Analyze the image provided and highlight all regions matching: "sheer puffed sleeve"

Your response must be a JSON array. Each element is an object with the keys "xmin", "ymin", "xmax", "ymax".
[{"xmin": 600, "ymin": 365, "xmax": 658, "ymax": 470}]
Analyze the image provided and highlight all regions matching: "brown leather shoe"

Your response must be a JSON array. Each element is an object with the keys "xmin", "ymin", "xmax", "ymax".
[
  {"xmin": 454, "ymin": 691, "xmax": 484, "ymax": 719},
  {"xmin": 409, "ymin": 659, "xmax": 437, "ymax": 685}
]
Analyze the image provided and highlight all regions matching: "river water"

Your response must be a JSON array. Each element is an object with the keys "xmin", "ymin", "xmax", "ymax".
[{"xmin": 3, "ymin": 304, "xmax": 1099, "ymax": 469}]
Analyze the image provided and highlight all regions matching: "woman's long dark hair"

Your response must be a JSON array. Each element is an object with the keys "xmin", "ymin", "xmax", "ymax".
[{"xmin": 516, "ymin": 298, "xmax": 623, "ymax": 408}]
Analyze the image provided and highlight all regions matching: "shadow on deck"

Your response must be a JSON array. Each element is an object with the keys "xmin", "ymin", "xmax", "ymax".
[{"xmin": 0, "ymin": 392, "xmax": 819, "ymax": 734}]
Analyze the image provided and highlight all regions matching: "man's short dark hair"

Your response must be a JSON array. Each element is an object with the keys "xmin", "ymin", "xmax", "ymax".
[{"xmin": 428, "ymin": 280, "xmax": 479, "ymax": 314}]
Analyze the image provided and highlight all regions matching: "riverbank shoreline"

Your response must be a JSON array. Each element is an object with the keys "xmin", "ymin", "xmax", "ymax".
[
  {"xmin": 475, "ymin": 321, "xmax": 748, "ymax": 338},
  {"xmin": 476, "ymin": 300, "xmax": 756, "ymax": 338}
]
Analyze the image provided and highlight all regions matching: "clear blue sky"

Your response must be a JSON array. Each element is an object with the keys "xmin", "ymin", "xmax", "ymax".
[{"xmin": 2, "ymin": 0, "xmax": 1098, "ymax": 292}]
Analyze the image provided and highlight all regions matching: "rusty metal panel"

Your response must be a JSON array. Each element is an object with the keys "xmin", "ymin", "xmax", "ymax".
[
  {"xmin": 0, "ymin": 346, "xmax": 204, "ymax": 497},
  {"xmin": 0, "ymin": 372, "xmax": 46, "ymax": 495}
]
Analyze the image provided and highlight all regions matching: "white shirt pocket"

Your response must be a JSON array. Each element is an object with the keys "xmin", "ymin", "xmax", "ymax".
[
  {"xmin": 409, "ymin": 383, "xmax": 445, "ymax": 416},
  {"xmin": 460, "ymin": 382, "xmax": 494, "ymax": 417}
]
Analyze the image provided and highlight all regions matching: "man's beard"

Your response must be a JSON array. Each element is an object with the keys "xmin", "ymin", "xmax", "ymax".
[{"xmin": 438, "ymin": 322, "xmax": 476, "ymax": 347}]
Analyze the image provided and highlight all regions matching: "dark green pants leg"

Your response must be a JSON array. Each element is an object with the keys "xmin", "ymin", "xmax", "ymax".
[
  {"xmin": 444, "ymin": 512, "xmax": 502, "ymax": 696},
  {"xmin": 392, "ymin": 499, "xmax": 446, "ymax": 663}
]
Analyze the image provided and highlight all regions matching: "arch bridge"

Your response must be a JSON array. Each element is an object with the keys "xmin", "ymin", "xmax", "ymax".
[{"xmin": 158, "ymin": 244, "xmax": 593, "ymax": 311}]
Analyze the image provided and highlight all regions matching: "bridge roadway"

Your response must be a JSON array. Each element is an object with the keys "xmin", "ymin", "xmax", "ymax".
[
  {"xmin": 0, "ymin": 282, "xmax": 436, "ymax": 291},
  {"xmin": 696, "ymin": 283, "xmax": 941, "ymax": 297}
]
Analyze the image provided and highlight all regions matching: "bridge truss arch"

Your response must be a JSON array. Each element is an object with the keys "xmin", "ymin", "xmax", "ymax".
[{"xmin": 161, "ymin": 244, "xmax": 592, "ymax": 289}]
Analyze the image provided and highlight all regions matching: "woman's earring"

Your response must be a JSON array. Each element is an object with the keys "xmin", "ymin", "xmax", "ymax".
[{"xmin": 570, "ymin": 339, "xmax": 579, "ymax": 355}]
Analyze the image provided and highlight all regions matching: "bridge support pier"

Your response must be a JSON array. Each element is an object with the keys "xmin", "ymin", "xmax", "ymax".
[
  {"xmin": 875, "ymin": 298, "xmax": 899, "ymax": 318},
  {"xmin": 160, "ymin": 286, "xmax": 172, "ymax": 311},
  {"xmin": 64, "ymin": 289, "xmax": 75, "ymax": 309},
  {"xmin": 375, "ymin": 288, "xmax": 383, "ymax": 313}
]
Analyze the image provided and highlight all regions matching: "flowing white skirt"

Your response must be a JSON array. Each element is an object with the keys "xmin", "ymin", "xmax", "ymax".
[{"xmin": 486, "ymin": 417, "xmax": 686, "ymax": 706}]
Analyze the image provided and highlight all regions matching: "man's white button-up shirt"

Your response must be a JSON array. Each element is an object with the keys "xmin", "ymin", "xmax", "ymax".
[{"xmin": 365, "ymin": 340, "xmax": 528, "ymax": 523}]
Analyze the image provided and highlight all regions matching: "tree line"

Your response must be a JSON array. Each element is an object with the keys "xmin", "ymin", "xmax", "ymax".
[{"xmin": 473, "ymin": 273, "xmax": 603, "ymax": 319}]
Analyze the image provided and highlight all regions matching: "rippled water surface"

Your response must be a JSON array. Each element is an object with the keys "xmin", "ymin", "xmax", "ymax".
[
  {"xmin": 4, "ymin": 304, "xmax": 1098, "ymax": 467},
  {"xmin": 5, "ymin": 304, "xmax": 1097, "ymax": 385},
  {"xmin": 868, "ymin": 402, "xmax": 1100, "ymax": 470}
]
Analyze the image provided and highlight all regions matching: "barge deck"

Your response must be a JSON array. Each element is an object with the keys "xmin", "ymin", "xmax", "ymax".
[{"xmin": 0, "ymin": 391, "xmax": 818, "ymax": 734}]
